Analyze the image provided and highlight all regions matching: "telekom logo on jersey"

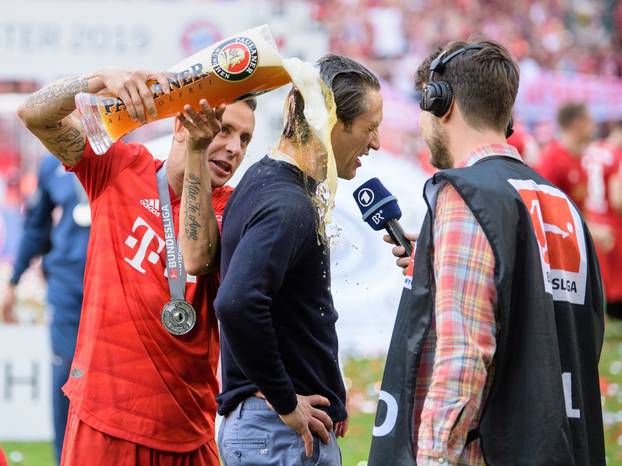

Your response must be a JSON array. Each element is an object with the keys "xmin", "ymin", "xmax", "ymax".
[
  {"xmin": 123, "ymin": 216, "xmax": 196, "ymax": 283},
  {"xmin": 508, "ymin": 179, "xmax": 588, "ymax": 304}
]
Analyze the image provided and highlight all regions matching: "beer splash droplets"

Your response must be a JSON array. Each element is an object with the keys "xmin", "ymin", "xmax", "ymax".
[{"xmin": 282, "ymin": 58, "xmax": 338, "ymax": 240}]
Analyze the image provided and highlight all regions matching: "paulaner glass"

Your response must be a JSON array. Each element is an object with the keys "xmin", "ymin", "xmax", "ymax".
[{"xmin": 76, "ymin": 25, "xmax": 291, "ymax": 155}]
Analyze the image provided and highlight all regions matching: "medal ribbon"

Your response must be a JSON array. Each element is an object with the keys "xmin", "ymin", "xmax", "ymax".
[{"xmin": 156, "ymin": 164, "xmax": 187, "ymax": 301}]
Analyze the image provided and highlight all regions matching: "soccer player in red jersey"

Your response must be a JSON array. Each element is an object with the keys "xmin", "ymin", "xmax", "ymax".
[
  {"xmin": 17, "ymin": 68, "xmax": 256, "ymax": 466},
  {"xmin": 583, "ymin": 122, "xmax": 622, "ymax": 319},
  {"xmin": 536, "ymin": 102, "xmax": 594, "ymax": 210}
]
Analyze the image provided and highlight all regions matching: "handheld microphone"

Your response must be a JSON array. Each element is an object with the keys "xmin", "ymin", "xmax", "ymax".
[{"xmin": 353, "ymin": 178, "xmax": 413, "ymax": 257}]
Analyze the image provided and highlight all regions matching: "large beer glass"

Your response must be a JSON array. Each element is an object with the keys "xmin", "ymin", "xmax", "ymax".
[{"xmin": 76, "ymin": 25, "xmax": 291, "ymax": 155}]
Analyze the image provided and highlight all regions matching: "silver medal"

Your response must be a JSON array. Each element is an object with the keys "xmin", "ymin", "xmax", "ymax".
[
  {"xmin": 161, "ymin": 300, "xmax": 196, "ymax": 335},
  {"xmin": 72, "ymin": 203, "xmax": 91, "ymax": 227}
]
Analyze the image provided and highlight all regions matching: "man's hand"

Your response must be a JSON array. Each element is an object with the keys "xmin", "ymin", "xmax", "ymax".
[
  {"xmin": 383, "ymin": 232, "xmax": 418, "ymax": 275},
  {"xmin": 96, "ymin": 68, "xmax": 172, "ymax": 124},
  {"xmin": 1, "ymin": 284, "xmax": 17, "ymax": 324},
  {"xmin": 274, "ymin": 394, "xmax": 334, "ymax": 458},
  {"xmin": 176, "ymin": 99, "xmax": 226, "ymax": 153}
]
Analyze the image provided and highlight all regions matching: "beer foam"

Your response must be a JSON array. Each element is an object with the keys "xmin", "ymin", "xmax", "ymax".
[{"xmin": 282, "ymin": 57, "xmax": 338, "ymax": 233}]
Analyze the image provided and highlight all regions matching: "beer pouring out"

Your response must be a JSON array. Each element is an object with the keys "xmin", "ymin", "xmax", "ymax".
[
  {"xmin": 75, "ymin": 23, "xmax": 339, "ymax": 230},
  {"xmin": 76, "ymin": 25, "xmax": 292, "ymax": 155}
]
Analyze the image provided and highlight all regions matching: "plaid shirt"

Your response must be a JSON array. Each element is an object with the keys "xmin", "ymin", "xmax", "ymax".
[{"xmin": 415, "ymin": 144, "xmax": 523, "ymax": 466}]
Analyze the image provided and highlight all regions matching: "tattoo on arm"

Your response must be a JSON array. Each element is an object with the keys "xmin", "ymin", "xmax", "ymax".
[
  {"xmin": 184, "ymin": 174, "xmax": 202, "ymax": 241},
  {"xmin": 23, "ymin": 76, "xmax": 90, "ymax": 166},
  {"xmin": 25, "ymin": 76, "xmax": 88, "ymax": 114},
  {"xmin": 43, "ymin": 123, "xmax": 86, "ymax": 165}
]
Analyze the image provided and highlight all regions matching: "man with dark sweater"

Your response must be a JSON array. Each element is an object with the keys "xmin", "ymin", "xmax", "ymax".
[{"xmin": 214, "ymin": 54, "xmax": 383, "ymax": 465}]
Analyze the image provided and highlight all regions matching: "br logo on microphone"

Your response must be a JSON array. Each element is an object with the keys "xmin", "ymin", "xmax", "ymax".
[
  {"xmin": 358, "ymin": 188, "xmax": 375, "ymax": 207},
  {"xmin": 508, "ymin": 179, "xmax": 588, "ymax": 304},
  {"xmin": 371, "ymin": 210, "xmax": 384, "ymax": 225}
]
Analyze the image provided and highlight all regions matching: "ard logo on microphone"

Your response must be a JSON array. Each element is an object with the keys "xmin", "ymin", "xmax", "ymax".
[
  {"xmin": 508, "ymin": 179, "xmax": 588, "ymax": 304},
  {"xmin": 357, "ymin": 188, "xmax": 375, "ymax": 207}
]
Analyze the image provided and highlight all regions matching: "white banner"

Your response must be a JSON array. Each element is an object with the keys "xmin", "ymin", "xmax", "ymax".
[
  {"xmin": 0, "ymin": 325, "xmax": 52, "ymax": 441},
  {"xmin": 0, "ymin": 1, "xmax": 328, "ymax": 80}
]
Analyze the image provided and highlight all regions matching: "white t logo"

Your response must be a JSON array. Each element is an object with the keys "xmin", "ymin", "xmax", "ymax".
[{"xmin": 124, "ymin": 216, "xmax": 165, "ymax": 273}]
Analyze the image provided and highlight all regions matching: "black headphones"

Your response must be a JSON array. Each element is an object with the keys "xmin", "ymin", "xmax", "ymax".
[{"xmin": 419, "ymin": 44, "xmax": 514, "ymax": 138}]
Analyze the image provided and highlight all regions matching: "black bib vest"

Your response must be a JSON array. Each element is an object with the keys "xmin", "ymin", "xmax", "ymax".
[{"xmin": 369, "ymin": 156, "xmax": 605, "ymax": 466}]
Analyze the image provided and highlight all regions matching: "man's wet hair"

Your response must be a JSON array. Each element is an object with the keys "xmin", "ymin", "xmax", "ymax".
[{"xmin": 282, "ymin": 54, "xmax": 380, "ymax": 143}]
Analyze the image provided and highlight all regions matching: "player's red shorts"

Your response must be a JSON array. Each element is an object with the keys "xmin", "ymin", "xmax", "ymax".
[
  {"xmin": 60, "ymin": 408, "xmax": 219, "ymax": 466},
  {"xmin": 0, "ymin": 447, "xmax": 8, "ymax": 466}
]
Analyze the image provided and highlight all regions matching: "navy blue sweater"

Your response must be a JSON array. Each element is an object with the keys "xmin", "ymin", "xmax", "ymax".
[{"xmin": 215, "ymin": 156, "xmax": 347, "ymax": 422}]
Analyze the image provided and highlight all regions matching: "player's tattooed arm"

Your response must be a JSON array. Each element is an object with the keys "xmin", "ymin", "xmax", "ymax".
[
  {"xmin": 178, "ymin": 100, "xmax": 224, "ymax": 275},
  {"xmin": 183, "ymin": 174, "xmax": 204, "ymax": 241},
  {"xmin": 17, "ymin": 68, "xmax": 172, "ymax": 167},
  {"xmin": 181, "ymin": 166, "xmax": 220, "ymax": 276},
  {"xmin": 17, "ymin": 75, "xmax": 92, "ymax": 167}
]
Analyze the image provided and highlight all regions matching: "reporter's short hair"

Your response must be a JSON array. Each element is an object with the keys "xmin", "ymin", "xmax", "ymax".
[{"xmin": 415, "ymin": 35, "xmax": 519, "ymax": 134}]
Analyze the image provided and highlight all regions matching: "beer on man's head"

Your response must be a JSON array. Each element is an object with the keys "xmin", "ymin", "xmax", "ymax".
[{"xmin": 76, "ymin": 25, "xmax": 291, "ymax": 155}]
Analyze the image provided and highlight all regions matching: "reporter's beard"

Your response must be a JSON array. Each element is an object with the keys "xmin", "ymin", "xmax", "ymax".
[{"xmin": 428, "ymin": 124, "xmax": 453, "ymax": 170}]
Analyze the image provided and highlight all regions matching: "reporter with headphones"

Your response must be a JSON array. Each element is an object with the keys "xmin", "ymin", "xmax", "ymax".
[{"xmin": 369, "ymin": 37, "xmax": 605, "ymax": 466}]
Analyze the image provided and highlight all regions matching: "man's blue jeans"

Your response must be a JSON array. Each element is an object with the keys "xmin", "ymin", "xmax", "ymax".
[{"xmin": 218, "ymin": 397, "xmax": 342, "ymax": 465}]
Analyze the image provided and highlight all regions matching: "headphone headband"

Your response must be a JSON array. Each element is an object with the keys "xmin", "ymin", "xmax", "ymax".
[{"xmin": 428, "ymin": 44, "xmax": 484, "ymax": 82}]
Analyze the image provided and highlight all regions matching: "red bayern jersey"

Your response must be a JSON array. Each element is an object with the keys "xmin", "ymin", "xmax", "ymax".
[
  {"xmin": 536, "ymin": 140, "xmax": 588, "ymax": 210},
  {"xmin": 583, "ymin": 140, "xmax": 622, "ymax": 226},
  {"xmin": 63, "ymin": 140, "xmax": 232, "ymax": 452},
  {"xmin": 583, "ymin": 140, "xmax": 622, "ymax": 301}
]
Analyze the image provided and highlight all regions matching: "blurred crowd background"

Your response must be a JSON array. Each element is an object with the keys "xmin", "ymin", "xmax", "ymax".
[
  {"xmin": 3, "ymin": 0, "xmax": 622, "ymax": 207},
  {"xmin": 318, "ymin": 0, "xmax": 622, "ymax": 78},
  {"xmin": 1, "ymin": 1, "xmax": 622, "ymax": 465}
]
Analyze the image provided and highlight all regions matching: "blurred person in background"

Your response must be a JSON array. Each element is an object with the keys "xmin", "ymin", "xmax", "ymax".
[
  {"xmin": 370, "ymin": 37, "xmax": 605, "ymax": 466},
  {"xmin": 583, "ymin": 122, "xmax": 622, "ymax": 320},
  {"xmin": 17, "ymin": 67, "xmax": 255, "ymax": 466},
  {"xmin": 507, "ymin": 118, "xmax": 540, "ymax": 167},
  {"xmin": 536, "ymin": 102, "xmax": 594, "ymax": 210},
  {"xmin": 0, "ymin": 153, "xmax": 89, "ymax": 465}
]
